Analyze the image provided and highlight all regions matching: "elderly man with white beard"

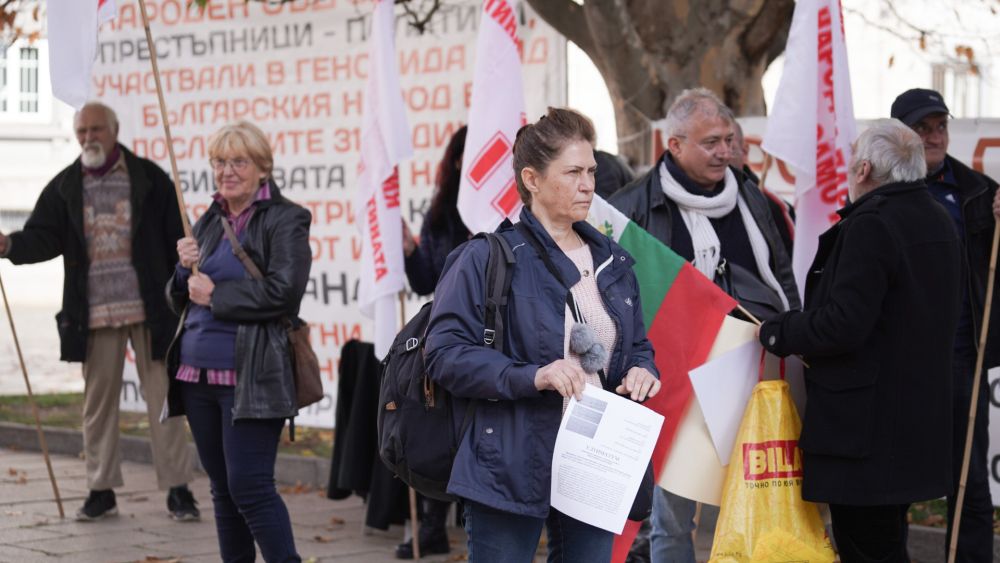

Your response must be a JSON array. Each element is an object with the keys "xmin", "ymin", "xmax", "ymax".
[{"xmin": 0, "ymin": 102, "xmax": 199, "ymax": 522}]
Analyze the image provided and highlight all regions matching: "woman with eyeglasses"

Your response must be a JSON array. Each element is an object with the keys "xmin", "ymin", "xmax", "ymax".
[{"xmin": 163, "ymin": 120, "xmax": 310, "ymax": 562}]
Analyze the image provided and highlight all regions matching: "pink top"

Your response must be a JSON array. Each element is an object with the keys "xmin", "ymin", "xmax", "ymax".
[{"xmin": 562, "ymin": 242, "xmax": 618, "ymax": 412}]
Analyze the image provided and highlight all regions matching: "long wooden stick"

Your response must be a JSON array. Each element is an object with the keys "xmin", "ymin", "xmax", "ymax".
[
  {"xmin": 136, "ymin": 0, "xmax": 196, "ymax": 272},
  {"xmin": 398, "ymin": 291, "xmax": 420, "ymax": 558},
  {"xmin": 947, "ymin": 221, "xmax": 1000, "ymax": 563},
  {"xmin": 0, "ymin": 269, "xmax": 64, "ymax": 518},
  {"xmin": 407, "ymin": 486, "xmax": 421, "ymax": 559},
  {"xmin": 737, "ymin": 304, "xmax": 762, "ymax": 326}
]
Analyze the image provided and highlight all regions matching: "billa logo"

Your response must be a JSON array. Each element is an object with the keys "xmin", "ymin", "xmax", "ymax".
[{"xmin": 742, "ymin": 439, "xmax": 803, "ymax": 481}]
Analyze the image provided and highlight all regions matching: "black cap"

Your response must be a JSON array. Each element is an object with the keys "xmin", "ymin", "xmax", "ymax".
[{"xmin": 891, "ymin": 88, "xmax": 950, "ymax": 126}]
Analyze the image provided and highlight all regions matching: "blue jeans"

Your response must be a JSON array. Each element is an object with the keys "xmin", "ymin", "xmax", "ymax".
[
  {"xmin": 463, "ymin": 501, "xmax": 613, "ymax": 563},
  {"xmin": 181, "ymin": 377, "xmax": 300, "ymax": 563},
  {"xmin": 650, "ymin": 487, "xmax": 696, "ymax": 563}
]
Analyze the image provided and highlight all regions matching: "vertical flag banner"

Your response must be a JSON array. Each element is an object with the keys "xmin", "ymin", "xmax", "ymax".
[
  {"xmin": 762, "ymin": 0, "xmax": 856, "ymax": 292},
  {"xmin": 458, "ymin": 0, "xmax": 527, "ymax": 234},
  {"xmin": 355, "ymin": 0, "xmax": 413, "ymax": 359},
  {"xmin": 47, "ymin": 0, "xmax": 117, "ymax": 109}
]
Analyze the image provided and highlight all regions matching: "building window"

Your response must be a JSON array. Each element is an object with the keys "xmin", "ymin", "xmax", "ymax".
[
  {"xmin": 931, "ymin": 62, "xmax": 983, "ymax": 118},
  {"xmin": 19, "ymin": 47, "xmax": 38, "ymax": 113}
]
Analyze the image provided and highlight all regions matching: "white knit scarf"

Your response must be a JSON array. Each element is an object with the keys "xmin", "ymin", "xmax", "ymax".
[{"xmin": 659, "ymin": 162, "xmax": 790, "ymax": 311}]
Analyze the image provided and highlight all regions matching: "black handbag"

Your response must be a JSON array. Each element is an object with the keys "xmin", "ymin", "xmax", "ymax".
[{"xmin": 713, "ymin": 258, "xmax": 785, "ymax": 322}]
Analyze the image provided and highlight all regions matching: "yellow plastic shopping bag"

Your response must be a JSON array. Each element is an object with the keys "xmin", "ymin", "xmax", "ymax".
[{"xmin": 709, "ymin": 377, "xmax": 835, "ymax": 563}]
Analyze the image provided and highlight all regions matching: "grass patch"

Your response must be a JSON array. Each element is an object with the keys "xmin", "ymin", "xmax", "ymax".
[
  {"xmin": 0, "ymin": 392, "xmax": 332, "ymax": 458},
  {"xmin": 904, "ymin": 500, "xmax": 1000, "ymax": 535}
]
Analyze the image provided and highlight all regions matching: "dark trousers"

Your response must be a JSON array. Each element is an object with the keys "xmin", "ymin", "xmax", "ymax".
[
  {"xmin": 181, "ymin": 377, "xmax": 300, "ymax": 563},
  {"xmin": 829, "ymin": 504, "xmax": 910, "ymax": 563},
  {"xmin": 946, "ymin": 356, "xmax": 995, "ymax": 563},
  {"xmin": 420, "ymin": 497, "xmax": 450, "ymax": 540}
]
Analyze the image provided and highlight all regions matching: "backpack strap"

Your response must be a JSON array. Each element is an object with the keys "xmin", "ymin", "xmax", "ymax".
[
  {"xmin": 456, "ymin": 232, "xmax": 516, "ymax": 455},
  {"xmin": 480, "ymin": 232, "xmax": 515, "ymax": 351}
]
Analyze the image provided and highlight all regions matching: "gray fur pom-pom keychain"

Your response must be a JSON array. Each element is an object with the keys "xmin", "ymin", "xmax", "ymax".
[{"xmin": 569, "ymin": 322, "xmax": 608, "ymax": 375}]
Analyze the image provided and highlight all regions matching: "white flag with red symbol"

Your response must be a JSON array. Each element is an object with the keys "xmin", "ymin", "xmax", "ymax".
[
  {"xmin": 458, "ymin": 0, "xmax": 527, "ymax": 234},
  {"xmin": 762, "ymin": 0, "xmax": 856, "ymax": 293},
  {"xmin": 355, "ymin": 0, "xmax": 413, "ymax": 359},
  {"xmin": 47, "ymin": 0, "xmax": 117, "ymax": 110}
]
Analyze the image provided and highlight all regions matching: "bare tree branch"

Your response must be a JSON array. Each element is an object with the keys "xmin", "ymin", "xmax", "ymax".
[
  {"xmin": 741, "ymin": 0, "xmax": 795, "ymax": 62},
  {"xmin": 524, "ymin": 0, "xmax": 594, "ymax": 56},
  {"xmin": 398, "ymin": 0, "xmax": 444, "ymax": 34}
]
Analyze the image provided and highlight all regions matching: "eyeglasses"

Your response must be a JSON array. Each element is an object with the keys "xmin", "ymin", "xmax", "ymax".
[
  {"xmin": 911, "ymin": 121, "xmax": 948, "ymax": 137},
  {"xmin": 210, "ymin": 158, "xmax": 251, "ymax": 171}
]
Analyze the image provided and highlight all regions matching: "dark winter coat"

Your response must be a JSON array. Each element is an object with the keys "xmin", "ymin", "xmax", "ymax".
[
  {"xmin": 945, "ymin": 155, "xmax": 1000, "ymax": 367},
  {"xmin": 5, "ymin": 145, "xmax": 183, "ymax": 362},
  {"xmin": 609, "ymin": 154, "xmax": 801, "ymax": 311},
  {"xmin": 760, "ymin": 180, "xmax": 962, "ymax": 505},
  {"xmin": 403, "ymin": 213, "xmax": 469, "ymax": 296},
  {"xmin": 165, "ymin": 183, "xmax": 312, "ymax": 421},
  {"xmin": 424, "ymin": 208, "xmax": 658, "ymax": 518}
]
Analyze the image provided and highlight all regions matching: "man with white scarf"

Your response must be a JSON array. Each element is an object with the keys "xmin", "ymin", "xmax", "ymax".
[{"xmin": 609, "ymin": 87, "xmax": 800, "ymax": 563}]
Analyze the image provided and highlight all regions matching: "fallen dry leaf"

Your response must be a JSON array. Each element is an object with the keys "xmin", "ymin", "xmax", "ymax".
[
  {"xmin": 919, "ymin": 514, "xmax": 945, "ymax": 527},
  {"xmin": 141, "ymin": 557, "xmax": 181, "ymax": 563},
  {"xmin": 312, "ymin": 535, "xmax": 334, "ymax": 543},
  {"xmin": 8, "ymin": 468, "xmax": 18, "ymax": 476},
  {"xmin": 130, "ymin": 496, "xmax": 149, "ymax": 503},
  {"xmin": 330, "ymin": 516, "xmax": 345, "ymax": 526}
]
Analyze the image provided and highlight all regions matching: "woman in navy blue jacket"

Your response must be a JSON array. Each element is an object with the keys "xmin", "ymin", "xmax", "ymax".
[
  {"xmin": 396, "ymin": 126, "xmax": 470, "ymax": 559},
  {"xmin": 424, "ymin": 108, "xmax": 660, "ymax": 562}
]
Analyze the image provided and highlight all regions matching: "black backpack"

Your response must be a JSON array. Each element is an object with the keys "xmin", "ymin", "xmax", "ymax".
[{"xmin": 377, "ymin": 232, "xmax": 515, "ymax": 501}]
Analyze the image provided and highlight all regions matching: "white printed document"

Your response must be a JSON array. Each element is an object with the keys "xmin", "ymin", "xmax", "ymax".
[{"xmin": 550, "ymin": 384, "xmax": 664, "ymax": 534}]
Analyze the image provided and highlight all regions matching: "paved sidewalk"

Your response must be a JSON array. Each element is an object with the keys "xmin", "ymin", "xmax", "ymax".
[{"xmin": 0, "ymin": 448, "xmax": 467, "ymax": 562}]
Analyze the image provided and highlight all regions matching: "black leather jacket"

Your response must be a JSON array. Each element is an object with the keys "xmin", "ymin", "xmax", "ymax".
[
  {"xmin": 608, "ymin": 154, "xmax": 801, "ymax": 311},
  {"xmin": 164, "ymin": 183, "xmax": 312, "ymax": 421}
]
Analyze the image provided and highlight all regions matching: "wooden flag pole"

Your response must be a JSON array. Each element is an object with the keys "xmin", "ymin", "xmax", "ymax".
[
  {"xmin": 947, "ymin": 221, "xmax": 1000, "ymax": 563},
  {"xmin": 0, "ymin": 269, "xmax": 64, "ymax": 518},
  {"xmin": 136, "ymin": 0, "xmax": 196, "ymax": 272},
  {"xmin": 738, "ymin": 304, "xmax": 809, "ymax": 369},
  {"xmin": 398, "ymin": 291, "xmax": 420, "ymax": 559}
]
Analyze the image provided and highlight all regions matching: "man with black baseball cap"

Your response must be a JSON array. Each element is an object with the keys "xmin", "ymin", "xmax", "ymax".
[{"xmin": 892, "ymin": 87, "xmax": 998, "ymax": 563}]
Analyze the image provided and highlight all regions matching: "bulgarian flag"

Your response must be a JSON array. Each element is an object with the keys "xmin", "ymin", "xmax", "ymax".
[{"xmin": 588, "ymin": 196, "xmax": 737, "ymax": 561}]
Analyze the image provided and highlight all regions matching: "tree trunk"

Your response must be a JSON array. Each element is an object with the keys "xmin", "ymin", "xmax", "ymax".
[{"xmin": 527, "ymin": 0, "xmax": 794, "ymax": 167}]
